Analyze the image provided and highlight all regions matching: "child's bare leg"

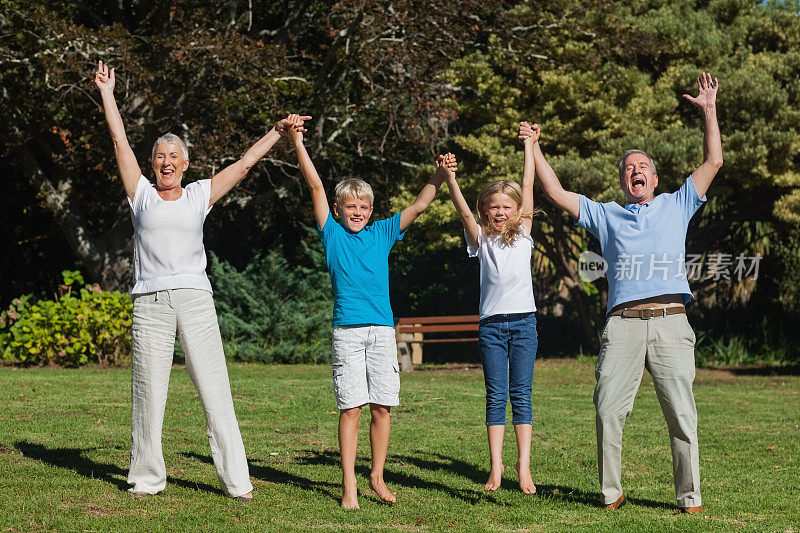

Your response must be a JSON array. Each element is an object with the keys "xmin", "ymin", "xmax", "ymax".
[
  {"xmin": 339, "ymin": 406, "xmax": 362, "ymax": 509},
  {"xmin": 513, "ymin": 423, "xmax": 536, "ymax": 494},
  {"xmin": 368, "ymin": 403, "xmax": 396, "ymax": 503},
  {"xmin": 485, "ymin": 425, "xmax": 505, "ymax": 491}
]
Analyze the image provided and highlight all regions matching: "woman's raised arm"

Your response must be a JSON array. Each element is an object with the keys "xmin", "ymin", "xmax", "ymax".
[
  {"xmin": 94, "ymin": 60, "xmax": 141, "ymax": 201},
  {"xmin": 208, "ymin": 115, "xmax": 310, "ymax": 206}
]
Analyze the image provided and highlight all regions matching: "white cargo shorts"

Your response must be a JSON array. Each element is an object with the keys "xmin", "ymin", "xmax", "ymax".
[{"xmin": 331, "ymin": 325, "xmax": 400, "ymax": 410}]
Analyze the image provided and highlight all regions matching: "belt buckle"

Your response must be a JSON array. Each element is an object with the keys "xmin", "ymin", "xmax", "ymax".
[{"xmin": 640, "ymin": 308, "xmax": 667, "ymax": 320}]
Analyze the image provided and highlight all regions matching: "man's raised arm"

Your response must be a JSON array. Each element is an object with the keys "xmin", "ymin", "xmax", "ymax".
[
  {"xmin": 519, "ymin": 122, "xmax": 580, "ymax": 219},
  {"xmin": 683, "ymin": 72, "xmax": 723, "ymax": 198}
]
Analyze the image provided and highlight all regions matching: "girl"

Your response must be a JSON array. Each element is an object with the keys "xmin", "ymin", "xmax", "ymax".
[{"xmin": 444, "ymin": 123, "xmax": 539, "ymax": 493}]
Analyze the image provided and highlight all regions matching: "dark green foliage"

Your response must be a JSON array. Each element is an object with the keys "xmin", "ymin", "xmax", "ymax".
[
  {"xmin": 0, "ymin": 271, "xmax": 132, "ymax": 367},
  {"xmin": 2, "ymin": 0, "xmax": 799, "ymax": 363},
  {"xmin": 440, "ymin": 0, "xmax": 800, "ymax": 349},
  {"xmin": 694, "ymin": 316, "xmax": 799, "ymax": 367},
  {"xmin": 691, "ymin": 225, "xmax": 800, "ymax": 367},
  {"xmin": 208, "ymin": 243, "xmax": 333, "ymax": 364}
]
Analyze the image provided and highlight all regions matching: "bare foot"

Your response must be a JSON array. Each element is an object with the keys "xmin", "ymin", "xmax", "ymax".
[
  {"xmin": 341, "ymin": 475, "xmax": 360, "ymax": 509},
  {"xmin": 484, "ymin": 464, "xmax": 505, "ymax": 491},
  {"xmin": 369, "ymin": 474, "xmax": 397, "ymax": 503},
  {"xmin": 515, "ymin": 462, "xmax": 536, "ymax": 494}
]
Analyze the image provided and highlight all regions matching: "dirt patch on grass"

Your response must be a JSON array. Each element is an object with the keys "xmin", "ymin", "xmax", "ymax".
[
  {"xmin": 58, "ymin": 501, "xmax": 138, "ymax": 518},
  {"xmin": 414, "ymin": 363, "xmax": 482, "ymax": 373},
  {"xmin": 417, "ymin": 360, "xmax": 800, "ymax": 390},
  {"xmin": 85, "ymin": 505, "xmax": 119, "ymax": 517},
  {"xmin": 696, "ymin": 366, "xmax": 800, "ymax": 386},
  {"xmin": 416, "ymin": 359, "xmax": 589, "ymax": 374}
]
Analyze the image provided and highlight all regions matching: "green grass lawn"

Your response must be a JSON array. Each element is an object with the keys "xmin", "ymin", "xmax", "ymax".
[{"xmin": 0, "ymin": 359, "xmax": 798, "ymax": 532}]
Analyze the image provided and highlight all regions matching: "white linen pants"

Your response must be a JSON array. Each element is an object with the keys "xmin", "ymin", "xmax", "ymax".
[{"xmin": 127, "ymin": 289, "xmax": 252, "ymax": 497}]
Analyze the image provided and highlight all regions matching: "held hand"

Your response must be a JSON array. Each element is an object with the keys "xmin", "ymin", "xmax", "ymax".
[
  {"xmin": 94, "ymin": 60, "xmax": 115, "ymax": 94},
  {"xmin": 683, "ymin": 72, "xmax": 718, "ymax": 111},
  {"xmin": 436, "ymin": 152, "xmax": 458, "ymax": 180},
  {"xmin": 287, "ymin": 113, "xmax": 311, "ymax": 143},
  {"xmin": 518, "ymin": 121, "xmax": 540, "ymax": 145},
  {"xmin": 277, "ymin": 114, "xmax": 311, "ymax": 137}
]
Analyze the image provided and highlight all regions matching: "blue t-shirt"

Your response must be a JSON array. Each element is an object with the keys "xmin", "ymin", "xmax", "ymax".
[
  {"xmin": 576, "ymin": 176, "xmax": 706, "ymax": 314},
  {"xmin": 317, "ymin": 211, "xmax": 405, "ymax": 326}
]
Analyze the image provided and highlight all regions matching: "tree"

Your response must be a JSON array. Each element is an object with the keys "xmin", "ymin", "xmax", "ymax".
[
  {"xmin": 440, "ymin": 0, "xmax": 800, "ymax": 347},
  {"xmin": 2, "ymin": 1, "xmax": 798, "ymax": 357},
  {"xmin": 0, "ymin": 0, "xmax": 498, "ymax": 297}
]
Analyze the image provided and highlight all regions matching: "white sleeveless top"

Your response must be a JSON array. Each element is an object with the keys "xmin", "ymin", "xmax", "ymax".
[
  {"xmin": 128, "ymin": 175, "xmax": 213, "ymax": 295},
  {"xmin": 467, "ymin": 227, "xmax": 537, "ymax": 320}
]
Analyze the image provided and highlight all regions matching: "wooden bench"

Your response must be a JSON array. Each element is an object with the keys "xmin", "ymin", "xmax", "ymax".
[{"xmin": 395, "ymin": 315, "xmax": 479, "ymax": 371}]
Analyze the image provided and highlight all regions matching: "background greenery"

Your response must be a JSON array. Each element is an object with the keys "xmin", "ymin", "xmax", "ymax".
[
  {"xmin": 1, "ymin": 360, "xmax": 798, "ymax": 531},
  {"xmin": 1, "ymin": 0, "xmax": 800, "ymax": 363},
  {"xmin": 0, "ymin": 271, "xmax": 131, "ymax": 367}
]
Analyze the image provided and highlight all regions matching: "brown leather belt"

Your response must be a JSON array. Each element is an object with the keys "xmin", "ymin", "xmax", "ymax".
[{"xmin": 608, "ymin": 306, "xmax": 685, "ymax": 319}]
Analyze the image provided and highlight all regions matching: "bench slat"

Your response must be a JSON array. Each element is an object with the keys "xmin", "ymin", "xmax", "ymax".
[
  {"xmin": 397, "ymin": 324, "xmax": 479, "ymax": 333},
  {"xmin": 396, "ymin": 315, "xmax": 479, "ymax": 325},
  {"xmin": 405, "ymin": 337, "xmax": 479, "ymax": 344}
]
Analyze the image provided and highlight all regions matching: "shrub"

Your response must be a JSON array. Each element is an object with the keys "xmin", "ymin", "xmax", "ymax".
[
  {"xmin": 209, "ymin": 244, "xmax": 333, "ymax": 364},
  {"xmin": 0, "ymin": 271, "xmax": 132, "ymax": 367}
]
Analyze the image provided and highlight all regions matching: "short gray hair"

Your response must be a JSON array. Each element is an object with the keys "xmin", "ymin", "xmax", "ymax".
[
  {"xmin": 618, "ymin": 149, "xmax": 657, "ymax": 178},
  {"xmin": 151, "ymin": 133, "xmax": 189, "ymax": 160},
  {"xmin": 334, "ymin": 178, "xmax": 374, "ymax": 206}
]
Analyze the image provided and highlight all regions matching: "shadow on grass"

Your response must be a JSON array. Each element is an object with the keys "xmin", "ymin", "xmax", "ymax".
[
  {"xmin": 535, "ymin": 485, "xmax": 673, "ymax": 511},
  {"xmin": 179, "ymin": 448, "xmax": 673, "ymax": 510},
  {"xmin": 180, "ymin": 451, "xmax": 340, "ymax": 503},
  {"xmin": 297, "ymin": 449, "xmax": 500, "ymax": 505},
  {"xmin": 393, "ymin": 451, "xmax": 672, "ymax": 510},
  {"xmin": 391, "ymin": 451, "xmax": 485, "ymax": 485},
  {"xmin": 186, "ymin": 449, "xmax": 498, "ymax": 505},
  {"xmin": 15, "ymin": 441, "xmax": 223, "ymax": 496}
]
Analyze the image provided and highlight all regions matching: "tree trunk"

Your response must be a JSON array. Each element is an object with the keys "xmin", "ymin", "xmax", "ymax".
[{"xmin": 20, "ymin": 147, "xmax": 134, "ymax": 292}]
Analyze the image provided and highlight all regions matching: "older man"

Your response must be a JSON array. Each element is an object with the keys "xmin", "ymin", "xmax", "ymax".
[{"xmin": 519, "ymin": 72, "xmax": 722, "ymax": 512}]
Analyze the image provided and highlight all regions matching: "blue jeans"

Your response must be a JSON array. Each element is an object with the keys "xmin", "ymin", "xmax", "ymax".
[{"xmin": 479, "ymin": 312, "xmax": 538, "ymax": 426}]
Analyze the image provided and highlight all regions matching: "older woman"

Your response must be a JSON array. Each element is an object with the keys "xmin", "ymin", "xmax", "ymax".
[{"xmin": 94, "ymin": 60, "xmax": 306, "ymax": 501}]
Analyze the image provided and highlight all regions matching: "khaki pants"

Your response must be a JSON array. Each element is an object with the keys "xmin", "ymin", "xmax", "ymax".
[
  {"xmin": 594, "ymin": 313, "xmax": 701, "ymax": 507},
  {"xmin": 128, "ymin": 289, "xmax": 253, "ymax": 497}
]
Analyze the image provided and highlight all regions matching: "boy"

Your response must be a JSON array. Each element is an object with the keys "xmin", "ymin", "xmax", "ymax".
[{"xmin": 287, "ymin": 114, "xmax": 456, "ymax": 509}]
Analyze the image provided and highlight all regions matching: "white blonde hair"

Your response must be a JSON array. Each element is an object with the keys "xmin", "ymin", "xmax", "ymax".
[
  {"xmin": 334, "ymin": 179, "xmax": 374, "ymax": 206},
  {"xmin": 151, "ymin": 133, "xmax": 189, "ymax": 160}
]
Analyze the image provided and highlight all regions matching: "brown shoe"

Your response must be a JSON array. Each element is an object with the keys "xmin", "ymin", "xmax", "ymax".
[
  {"xmin": 679, "ymin": 505, "xmax": 703, "ymax": 514},
  {"xmin": 232, "ymin": 491, "xmax": 254, "ymax": 503},
  {"xmin": 602, "ymin": 494, "xmax": 626, "ymax": 510}
]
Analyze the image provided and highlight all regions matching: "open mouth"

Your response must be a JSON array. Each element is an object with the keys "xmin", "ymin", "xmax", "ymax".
[
  {"xmin": 161, "ymin": 169, "xmax": 174, "ymax": 178},
  {"xmin": 631, "ymin": 175, "xmax": 645, "ymax": 190}
]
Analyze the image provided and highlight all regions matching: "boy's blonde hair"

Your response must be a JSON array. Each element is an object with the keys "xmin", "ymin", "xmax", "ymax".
[
  {"xmin": 476, "ymin": 180, "xmax": 534, "ymax": 245},
  {"xmin": 334, "ymin": 178, "xmax": 374, "ymax": 206}
]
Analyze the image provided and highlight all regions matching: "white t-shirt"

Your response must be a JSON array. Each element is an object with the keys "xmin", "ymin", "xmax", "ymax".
[
  {"xmin": 467, "ymin": 227, "xmax": 537, "ymax": 320},
  {"xmin": 128, "ymin": 175, "xmax": 214, "ymax": 295}
]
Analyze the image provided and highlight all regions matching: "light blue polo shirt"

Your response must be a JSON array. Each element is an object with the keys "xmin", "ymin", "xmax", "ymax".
[
  {"xmin": 317, "ymin": 211, "xmax": 405, "ymax": 326},
  {"xmin": 576, "ymin": 176, "xmax": 706, "ymax": 314}
]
